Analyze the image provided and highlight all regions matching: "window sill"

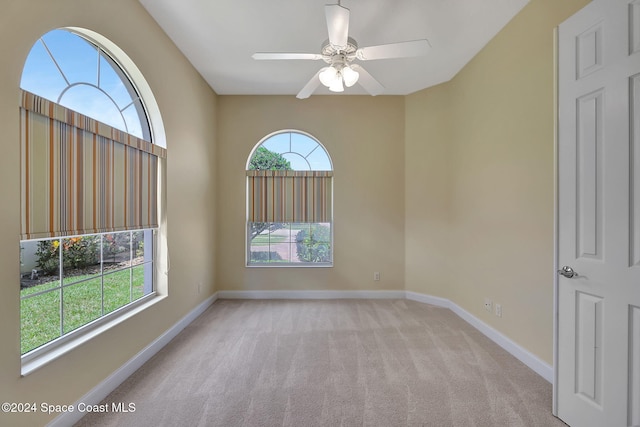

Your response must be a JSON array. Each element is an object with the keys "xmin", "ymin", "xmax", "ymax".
[{"xmin": 21, "ymin": 293, "xmax": 165, "ymax": 376}]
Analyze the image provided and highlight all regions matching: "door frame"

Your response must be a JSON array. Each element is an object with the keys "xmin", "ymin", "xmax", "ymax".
[{"xmin": 552, "ymin": 25, "xmax": 561, "ymax": 417}]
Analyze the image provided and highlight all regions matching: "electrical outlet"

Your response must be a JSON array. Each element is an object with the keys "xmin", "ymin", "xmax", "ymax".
[
  {"xmin": 484, "ymin": 298, "xmax": 492, "ymax": 312},
  {"xmin": 374, "ymin": 272, "xmax": 380, "ymax": 281},
  {"xmin": 495, "ymin": 304, "xmax": 502, "ymax": 317}
]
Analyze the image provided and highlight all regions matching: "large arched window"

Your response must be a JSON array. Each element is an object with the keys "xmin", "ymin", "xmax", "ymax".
[
  {"xmin": 19, "ymin": 28, "xmax": 165, "ymax": 364},
  {"xmin": 20, "ymin": 29, "xmax": 151, "ymax": 140},
  {"xmin": 246, "ymin": 130, "xmax": 333, "ymax": 266}
]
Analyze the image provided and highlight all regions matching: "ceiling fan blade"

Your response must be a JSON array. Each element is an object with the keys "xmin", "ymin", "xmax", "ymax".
[
  {"xmin": 356, "ymin": 39, "xmax": 431, "ymax": 61},
  {"xmin": 351, "ymin": 64, "xmax": 384, "ymax": 96},
  {"xmin": 296, "ymin": 68, "xmax": 328, "ymax": 99},
  {"xmin": 325, "ymin": 4, "xmax": 350, "ymax": 48},
  {"xmin": 252, "ymin": 53, "xmax": 323, "ymax": 60}
]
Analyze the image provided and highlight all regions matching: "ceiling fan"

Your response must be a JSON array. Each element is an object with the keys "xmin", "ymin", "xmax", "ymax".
[{"xmin": 252, "ymin": 1, "xmax": 431, "ymax": 99}]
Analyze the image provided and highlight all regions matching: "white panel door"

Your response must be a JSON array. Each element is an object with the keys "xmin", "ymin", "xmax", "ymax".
[{"xmin": 558, "ymin": 1, "xmax": 640, "ymax": 426}]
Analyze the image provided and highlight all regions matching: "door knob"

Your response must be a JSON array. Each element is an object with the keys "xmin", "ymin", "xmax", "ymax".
[{"xmin": 558, "ymin": 265, "xmax": 577, "ymax": 278}]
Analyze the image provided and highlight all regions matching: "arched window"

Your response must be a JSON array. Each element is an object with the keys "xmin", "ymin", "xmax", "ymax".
[
  {"xmin": 19, "ymin": 29, "xmax": 165, "ymax": 362},
  {"xmin": 246, "ymin": 131, "xmax": 333, "ymax": 266},
  {"xmin": 20, "ymin": 29, "xmax": 151, "ymax": 141}
]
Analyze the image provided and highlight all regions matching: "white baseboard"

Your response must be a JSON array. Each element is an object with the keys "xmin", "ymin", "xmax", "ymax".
[
  {"xmin": 405, "ymin": 291, "xmax": 451, "ymax": 308},
  {"xmin": 47, "ymin": 293, "xmax": 218, "ymax": 427},
  {"xmin": 406, "ymin": 291, "xmax": 553, "ymax": 382},
  {"xmin": 217, "ymin": 289, "xmax": 406, "ymax": 300}
]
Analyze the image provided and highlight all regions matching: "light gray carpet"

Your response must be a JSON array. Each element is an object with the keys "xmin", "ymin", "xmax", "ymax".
[{"xmin": 75, "ymin": 299, "xmax": 566, "ymax": 427}]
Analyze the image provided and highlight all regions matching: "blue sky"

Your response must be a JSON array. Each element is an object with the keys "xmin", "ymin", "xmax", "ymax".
[
  {"xmin": 21, "ymin": 29, "xmax": 145, "ymax": 139},
  {"xmin": 261, "ymin": 132, "xmax": 332, "ymax": 171}
]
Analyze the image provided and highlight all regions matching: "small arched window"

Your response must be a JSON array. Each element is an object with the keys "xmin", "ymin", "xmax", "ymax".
[
  {"xmin": 246, "ymin": 131, "xmax": 333, "ymax": 266},
  {"xmin": 19, "ymin": 28, "xmax": 165, "ymax": 362}
]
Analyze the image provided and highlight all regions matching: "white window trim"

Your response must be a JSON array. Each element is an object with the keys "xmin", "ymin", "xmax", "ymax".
[{"xmin": 21, "ymin": 293, "xmax": 165, "ymax": 376}]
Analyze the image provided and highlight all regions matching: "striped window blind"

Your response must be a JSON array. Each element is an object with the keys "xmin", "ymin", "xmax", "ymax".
[
  {"xmin": 19, "ymin": 90, "xmax": 166, "ymax": 240},
  {"xmin": 247, "ymin": 170, "xmax": 332, "ymax": 223}
]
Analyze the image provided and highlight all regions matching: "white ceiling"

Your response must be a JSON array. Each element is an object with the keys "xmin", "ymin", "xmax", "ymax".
[{"xmin": 138, "ymin": 0, "xmax": 530, "ymax": 97}]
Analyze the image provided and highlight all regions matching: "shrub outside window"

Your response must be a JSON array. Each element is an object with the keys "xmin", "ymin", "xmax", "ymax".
[{"xmin": 246, "ymin": 131, "xmax": 333, "ymax": 266}]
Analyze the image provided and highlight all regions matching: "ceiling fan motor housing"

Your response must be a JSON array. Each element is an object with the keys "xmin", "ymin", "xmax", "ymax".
[{"xmin": 321, "ymin": 37, "xmax": 358, "ymax": 64}]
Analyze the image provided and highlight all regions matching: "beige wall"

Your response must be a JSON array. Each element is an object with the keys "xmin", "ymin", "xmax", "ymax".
[
  {"xmin": 216, "ymin": 96, "xmax": 405, "ymax": 292},
  {"xmin": 405, "ymin": 83, "xmax": 452, "ymax": 299},
  {"xmin": 0, "ymin": 1, "xmax": 218, "ymax": 425},
  {"xmin": 405, "ymin": 0, "xmax": 590, "ymax": 364}
]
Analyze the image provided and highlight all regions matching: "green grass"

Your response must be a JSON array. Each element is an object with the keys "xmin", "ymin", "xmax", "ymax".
[
  {"xmin": 251, "ymin": 234, "xmax": 287, "ymax": 245},
  {"xmin": 20, "ymin": 266, "xmax": 145, "ymax": 355}
]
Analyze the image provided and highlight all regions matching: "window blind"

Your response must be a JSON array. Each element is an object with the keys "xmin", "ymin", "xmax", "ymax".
[
  {"xmin": 247, "ymin": 170, "xmax": 332, "ymax": 223},
  {"xmin": 19, "ymin": 90, "xmax": 166, "ymax": 240}
]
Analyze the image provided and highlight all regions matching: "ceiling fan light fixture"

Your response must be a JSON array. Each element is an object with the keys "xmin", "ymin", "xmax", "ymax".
[
  {"xmin": 319, "ymin": 66, "xmax": 338, "ymax": 87},
  {"xmin": 342, "ymin": 65, "xmax": 359, "ymax": 87},
  {"xmin": 329, "ymin": 75, "xmax": 344, "ymax": 92}
]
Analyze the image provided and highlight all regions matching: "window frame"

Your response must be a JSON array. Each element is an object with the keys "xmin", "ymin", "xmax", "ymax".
[
  {"xmin": 246, "ymin": 222, "xmax": 334, "ymax": 267},
  {"xmin": 245, "ymin": 130, "xmax": 334, "ymax": 268},
  {"xmin": 20, "ymin": 229, "xmax": 157, "ymax": 368},
  {"xmin": 18, "ymin": 27, "xmax": 167, "ymax": 375}
]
